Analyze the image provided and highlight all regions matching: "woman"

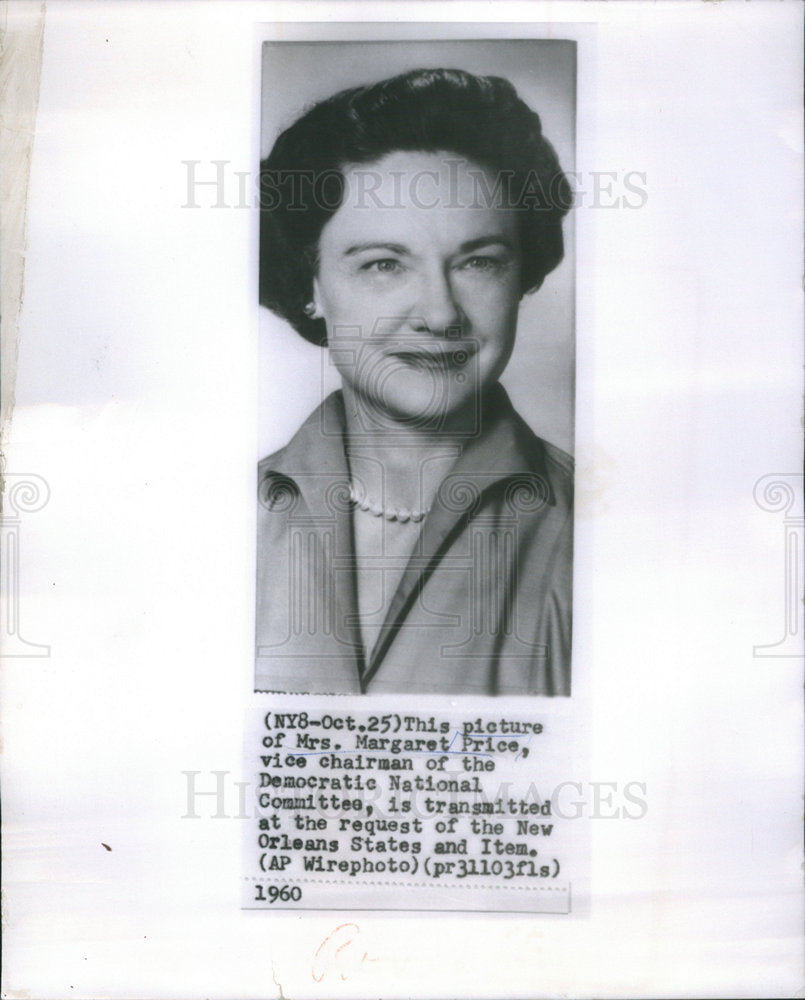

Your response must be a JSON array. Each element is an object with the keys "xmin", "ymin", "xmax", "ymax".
[{"xmin": 256, "ymin": 68, "xmax": 573, "ymax": 695}]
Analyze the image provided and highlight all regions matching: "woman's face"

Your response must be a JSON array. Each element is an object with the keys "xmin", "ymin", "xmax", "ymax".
[{"xmin": 311, "ymin": 151, "xmax": 522, "ymax": 429}]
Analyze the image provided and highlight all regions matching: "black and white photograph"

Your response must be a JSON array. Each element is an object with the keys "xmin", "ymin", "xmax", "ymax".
[
  {"xmin": 255, "ymin": 42, "xmax": 576, "ymax": 695},
  {"xmin": 2, "ymin": 1, "xmax": 802, "ymax": 996}
]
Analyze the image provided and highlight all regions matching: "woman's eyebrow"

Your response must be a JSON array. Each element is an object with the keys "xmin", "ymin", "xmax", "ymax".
[
  {"xmin": 343, "ymin": 241, "xmax": 410, "ymax": 257},
  {"xmin": 458, "ymin": 236, "xmax": 517, "ymax": 253},
  {"xmin": 341, "ymin": 236, "xmax": 516, "ymax": 257}
]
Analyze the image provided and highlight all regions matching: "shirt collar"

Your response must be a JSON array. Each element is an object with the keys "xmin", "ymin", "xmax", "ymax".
[
  {"xmin": 262, "ymin": 384, "xmax": 557, "ymax": 688},
  {"xmin": 263, "ymin": 382, "xmax": 554, "ymax": 509}
]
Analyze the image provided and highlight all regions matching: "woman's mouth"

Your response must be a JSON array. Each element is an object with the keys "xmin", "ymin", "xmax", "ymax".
[{"xmin": 386, "ymin": 344, "xmax": 478, "ymax": 371}]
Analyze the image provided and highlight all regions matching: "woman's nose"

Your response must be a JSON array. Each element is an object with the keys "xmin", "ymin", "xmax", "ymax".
[{"xmin": 411, "ymin": 268, "xmax": 462, "ymax": 336}]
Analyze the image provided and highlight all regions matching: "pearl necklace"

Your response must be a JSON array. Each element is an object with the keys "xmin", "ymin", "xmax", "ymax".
[{"xmin": 348, "ymin": 482, "xmax": 430, "ymax": 523}]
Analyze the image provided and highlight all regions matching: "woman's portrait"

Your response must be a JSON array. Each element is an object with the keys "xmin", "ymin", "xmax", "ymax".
[{"xmin": 256, "ymin": 42, "xmax": 575, "ymax": 695}]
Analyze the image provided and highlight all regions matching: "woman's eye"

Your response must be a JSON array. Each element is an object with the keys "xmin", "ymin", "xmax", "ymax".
[
  {"xmin": 362, "ymin": 259, "xmax": 401, "ymax": 273},
  {"xmin": 461, "ymin": 256, "xmax": 501, "ymax": 271}
]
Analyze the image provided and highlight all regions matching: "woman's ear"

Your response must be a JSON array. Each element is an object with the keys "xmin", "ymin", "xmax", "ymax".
[{"xmin": 309, "ymin": 278, "xmax": 325, "ymax": 319}]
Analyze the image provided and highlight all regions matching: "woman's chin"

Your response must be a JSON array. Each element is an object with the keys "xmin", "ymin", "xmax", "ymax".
[{"xmin": 356, "ymin": 377, "xmax": 482, "ymax": 431}]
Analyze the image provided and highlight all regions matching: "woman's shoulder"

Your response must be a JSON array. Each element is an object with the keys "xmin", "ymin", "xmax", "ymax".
[
  {"xmin": 501, "ymin": 395, "xmax": 573, "ymax": 503},
  {"xmin": 258, "ymin": 391, "xmax": 347, "ymax": 478},
  {"xmin": 258, "ymin": 444, "xmax": 291, "ymax": 478},
  {"xmin": 521, "ymin": 433, "xmax": 573, "ymax": 515},
  {"xmin": 539, "ymin": 437, "xmax": 574, "ymax": 481},
  {"xmin": 257, "ymin": 392, "xmax": 350, "ymax": 516}
]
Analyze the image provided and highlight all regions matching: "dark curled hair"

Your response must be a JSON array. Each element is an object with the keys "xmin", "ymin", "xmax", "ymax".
[{"xmin": 259, "ymin": 68, "xmax": 572, "ymax": 346}]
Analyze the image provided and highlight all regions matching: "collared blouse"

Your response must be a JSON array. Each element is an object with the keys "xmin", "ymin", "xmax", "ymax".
[{"xmin": 255, "ymin": 385, "xmax": 573, "ymax": 695}]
